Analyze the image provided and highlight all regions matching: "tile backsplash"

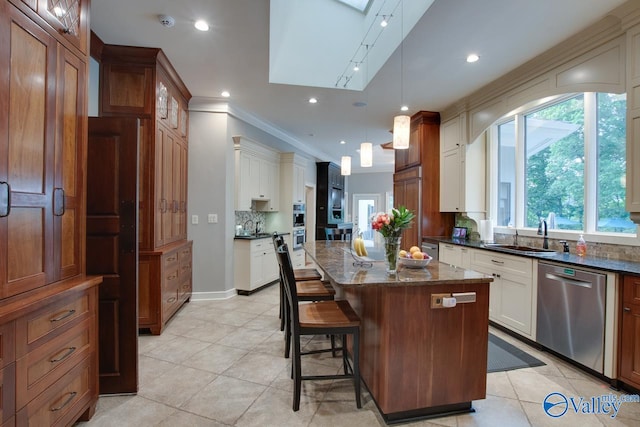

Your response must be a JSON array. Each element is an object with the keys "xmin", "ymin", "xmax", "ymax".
[
  {"xmin": 493, "ymin": 233, "xmax": 640, "ymax": 262},
  {"xmin": 235, "ymin": 211, "xmax": 266, "ymax": 233}
]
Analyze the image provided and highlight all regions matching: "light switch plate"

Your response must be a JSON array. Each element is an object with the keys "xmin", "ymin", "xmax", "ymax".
[
  {"xmin": 208, "ymin": 213, "xmax": 218, "ymax": 223},
  {"xmin": 191, "ymin": 215, "xmax": 199, "ymax": 225}
]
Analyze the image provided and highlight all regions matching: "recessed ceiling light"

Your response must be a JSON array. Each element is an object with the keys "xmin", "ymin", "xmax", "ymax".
[
  {"xmin": 221, "ymin": 90, "xmax": 230, "ymax": 98},
  {"xmin": 194, "ymin": 20, "xmax": 209, "ymax": 31},
  {"xmin": 340, "ymin": 140, "xmax": 346, "ymax": 145},
  {"xmin": 466, "ymin": 53, "xmax": 479, "ymax": 63},
  {"xmin": 308, "ymin": 97, "xmax": 318, "ymax": 104},
  {"xmin": 400, "ymin": 105, "xmax": 409, "ymax": 112}
]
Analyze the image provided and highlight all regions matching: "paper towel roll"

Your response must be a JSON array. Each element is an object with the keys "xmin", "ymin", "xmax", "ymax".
[{"xmin": 480, "ymin": 220, "xmax": 493, "ymax": 243}]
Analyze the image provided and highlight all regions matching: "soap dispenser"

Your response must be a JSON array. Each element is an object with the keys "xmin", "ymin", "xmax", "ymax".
[{"xmin": 576, "ymin": 234, "xmax": 587, "ymax": 256}]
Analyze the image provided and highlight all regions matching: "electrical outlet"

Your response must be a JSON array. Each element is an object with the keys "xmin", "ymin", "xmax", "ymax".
[{"xmin": 431, "ymin": 293, "xmax": 451, "ymax": 309}]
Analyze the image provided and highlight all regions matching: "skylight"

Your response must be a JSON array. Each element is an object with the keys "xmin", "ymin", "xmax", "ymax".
[{"xmin": 334, "ymin": 0, "xmax": 373, "ymax": 13}]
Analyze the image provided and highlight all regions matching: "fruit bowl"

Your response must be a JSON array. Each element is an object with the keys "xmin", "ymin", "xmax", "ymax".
[{"xmin": 398, "ymin": 256, "xmax": 432, "ymax": 269}]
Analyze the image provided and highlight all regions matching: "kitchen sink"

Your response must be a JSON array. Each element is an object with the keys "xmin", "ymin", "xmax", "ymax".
[{"xmin": 482, "ymin": 243, "xmax": 557, "ymax": 256}]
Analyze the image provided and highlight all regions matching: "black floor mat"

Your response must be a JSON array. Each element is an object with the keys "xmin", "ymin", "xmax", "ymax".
[{"xmin": 488, "ymin": 333, "xmax": 546, "ymax": 373}]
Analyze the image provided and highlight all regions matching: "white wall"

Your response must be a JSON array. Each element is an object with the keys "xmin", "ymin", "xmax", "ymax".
[{"xmin": 187, "ymin": 111, "xmax": 235, "ymax": 299}]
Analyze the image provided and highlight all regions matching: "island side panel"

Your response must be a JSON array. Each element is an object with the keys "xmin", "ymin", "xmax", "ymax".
[{"xmin": 343, "ymin": 281, "xmax": 490, "ymax": 415}]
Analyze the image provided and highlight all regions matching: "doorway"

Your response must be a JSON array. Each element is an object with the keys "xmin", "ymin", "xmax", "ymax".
[{"xmin": 352, "ymin": 193, "xmax": 380, "ymax": 245}]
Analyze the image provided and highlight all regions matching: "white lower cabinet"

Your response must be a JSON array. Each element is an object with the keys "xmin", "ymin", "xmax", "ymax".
[
  {"xmin": 438, "ymin": 243, "xmax": 471, "ymax": 269},
  {"xmin": 291, "ymin": 248, "xmax": 305, "ymax": 269},
  {"xmin": 468, "ymin": 249, "xmax": 536, "ymax": 338},
  {"xmin": 234, "ymin": 238, "xmax": 279, "ymax": 292}
]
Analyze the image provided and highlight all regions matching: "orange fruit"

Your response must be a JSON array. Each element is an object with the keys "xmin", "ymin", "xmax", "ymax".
[
  {"xmin": 412, "ymin": 251, "xmax": 424, "ymax": 260},
  {"xmin": 409, "ymin": 246, "xmax": 421, "ymax": 254},
  {"xmin": 399, "ymin": 250, "xmax": 408, "ymax": 258}
]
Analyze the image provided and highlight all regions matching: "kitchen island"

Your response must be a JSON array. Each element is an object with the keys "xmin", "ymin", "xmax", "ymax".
[{"xmin": 304, "ymin": 241, "xmax": 493, "ymax": 423}]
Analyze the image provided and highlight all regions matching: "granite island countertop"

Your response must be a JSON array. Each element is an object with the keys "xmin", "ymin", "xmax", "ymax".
[
  {"xmin": 424, "ymin": 237, "xmax": 640, "ymax": 276},
  {"xmin": 304, "ymin": 241, "xmax": 492, "ymax": 287}
]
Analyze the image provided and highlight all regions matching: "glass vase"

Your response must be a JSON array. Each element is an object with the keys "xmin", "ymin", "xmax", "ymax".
[{"xmin": 383, "ymin": 236, "xmax": 402, "ymax": 274}]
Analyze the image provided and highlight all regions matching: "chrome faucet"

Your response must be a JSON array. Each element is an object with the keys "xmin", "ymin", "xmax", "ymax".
[{"xmin": 537, "ymin": 219, "xmax": 548, "ymax": 249}]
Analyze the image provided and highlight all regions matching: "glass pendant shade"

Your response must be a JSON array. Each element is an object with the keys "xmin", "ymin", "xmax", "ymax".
[
  {"xmin": 360, "ymin": 142, "xmax": 373, "ymax": 167},
  {"xmin": 393, "ymin": 115, "xmax": 411, "ymax": 149},
  {"xmin": 341, "ymin": 156, "xmax": 351, "ymax": 175}
]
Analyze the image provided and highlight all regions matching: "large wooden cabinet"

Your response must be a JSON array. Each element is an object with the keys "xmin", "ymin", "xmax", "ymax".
[
  {"xmin": 0, "ymin": 0, "xmax": 100, "ymax": 424},
  {"xmin": 99, "ymin": 45, "xmax": 193, "ymax": 334},
  {"xmin": 619, "ymin": 275, "xmax": 640, "ymax": 389},
  {"xmin": 393, "ymin": 112, "xmax": 455, "ymax": 248}
]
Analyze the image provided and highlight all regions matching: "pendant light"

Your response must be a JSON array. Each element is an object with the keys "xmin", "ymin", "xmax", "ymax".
[
  {"xmin": 341, "ymin": 155, "xmax": 352, "ymax": 176},
  {"xmin": 393, "ymin": 1, "xmax": 410, "ymax": 150},
  {"xmin": 360, "ymin": 142, "xmax": 373, "ymax": 167}
]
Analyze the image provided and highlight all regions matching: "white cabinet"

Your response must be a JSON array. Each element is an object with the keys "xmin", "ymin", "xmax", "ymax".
[
  {"xmin": 233, "ymin": 136, "xmax": 280, "ymax": 212},
  {"xmin": 438, "ymin": 243, "xmax": 471, "ymax": 269},
  {"xmin": 291, "ymin": 248, "xmax": 305, "ymax": 269},
  {"xmin": 293, "ymin": 163, "xmax": 305, "ymax": 204},
  {"xmin": 234, "ymin": 238, "xmax": 279, "ymax": 293},
  {"xmin": 439, "ymin": 114, "xmax": 486, "ymax": 213},
  {"xmin": 469, "ymin": 249, "xmax": 536, "ymax": 338}
]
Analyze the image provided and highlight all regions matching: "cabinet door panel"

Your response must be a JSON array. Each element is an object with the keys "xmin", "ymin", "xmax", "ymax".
[
  {"xmin": 55, "ymin": 46, "xmax": 85, "ymax": 280},
  {"xmin": 1, "ymin": 9, "xmax": 57, "ymax": 297}
]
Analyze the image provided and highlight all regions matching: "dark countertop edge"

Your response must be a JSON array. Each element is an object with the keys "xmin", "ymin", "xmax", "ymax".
[
  {"xmin": 234, "ymin": 232, "xmax": 290, "ymax": 240},
  {"xmin": 423, "ymin": 236, "xmax": 640, "ymax": 276}
]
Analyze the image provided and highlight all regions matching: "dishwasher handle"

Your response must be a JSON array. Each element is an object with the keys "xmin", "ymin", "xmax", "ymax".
[{"xmin": 544, "ymin": 272, "xmax": 592, "ymax": 288}]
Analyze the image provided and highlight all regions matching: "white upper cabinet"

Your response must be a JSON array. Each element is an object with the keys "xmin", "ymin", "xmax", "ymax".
[
  {"xmin": 440, "ymin": 114, "xmax": 486, "ymax": 214},
  {"xmin": 233, "ymin": 136, "xmax": 280, "ymax": 212}
]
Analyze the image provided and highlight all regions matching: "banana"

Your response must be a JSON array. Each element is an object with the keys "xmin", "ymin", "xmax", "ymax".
[
  {"xmin": 360, "ymin": 239, "xmax": 368, "ymax": 257},
  {"xmin": 354, "ymin": 237, "xmax": 368, "ymax": 257}
]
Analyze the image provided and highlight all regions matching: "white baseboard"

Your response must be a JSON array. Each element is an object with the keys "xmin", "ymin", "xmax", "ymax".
[{"xmin": 191, "ymin": 289, "xmax": 238, "ymax": 301}]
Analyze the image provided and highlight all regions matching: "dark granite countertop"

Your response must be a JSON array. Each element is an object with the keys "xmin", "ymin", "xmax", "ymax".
[
  {"xmin": 304, "ymin": 241, "xmax": 493, "ymax": 287},
  {"xmin": 423, "ymin": 236, "xmax": 640, "ymax": 276},
  {"xmin": 234, "ymin": 232, "xmax": 289, "ymax": 240}
]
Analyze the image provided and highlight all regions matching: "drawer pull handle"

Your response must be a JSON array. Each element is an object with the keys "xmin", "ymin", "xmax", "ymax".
[
  {"xmin": 50, "ymin": 309, "xmax": 76, "ymax": 322},
  {"xmin": 167, "ymin": 297, "xmax": 177, "ymax": 304},
  {"xmin": 624, "ymin": 307, "xmax": 631, "ymax": 312},
  {"xmin": 490, "ymin": 259, "xmax": 504, "ymax": 265},
  {"xmin": 166, "ymin": 256, "xmax": 177, "ymax": 262},
  {"xmin": 53, "ymin": 187, "xmax": 65, "ymax": 216},
  {"xmin": 50, "ymin": 346, "xmax": 77, "ymax": 363},
  {"xmin": 50, "ymin": 391, "xmax": 77, "ymax": 412}
]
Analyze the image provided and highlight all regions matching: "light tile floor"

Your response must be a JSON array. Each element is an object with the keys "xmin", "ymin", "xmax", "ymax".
[{"xmin": 76, "ymin": 284, "xmax": 640, "ymax": 426}]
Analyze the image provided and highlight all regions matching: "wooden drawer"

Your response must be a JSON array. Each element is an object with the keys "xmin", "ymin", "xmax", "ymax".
[
  {"xmin": 623, "ymin": 275, "xmax": 640, "ymax": 305},
  {"xmin": 162, "ymin": 264, "xmax": 180, "ymax": 319},
  {"xmin": 16, "ymin": 293, "xmax": 91, "ymax": 356},
  {"xmin": 164, "ymin": 250, "xmax": 179, "ymax": 268},
  {"xmin": 16, "ymin": 317, "xmax": 93, "ymax": 408},
  {"xmin": 178, "ymin": 277, "xmax": 191, "ymax": 302},
  {"xmin": 0, "ymin": 364, "xmax": 16, "ymax": 425},
  {"xmin": 15, "ymin": 355, "xmax": 93, "ymax": 427},
  {"xmin": 178, "ymin": 244, "xmax": 191, "ymax": 262},
  {"xmin": 0, "ymin": 323, "xmax": 16, "ymax": 369},
  {"xmin": 470, "ymin": 250, "xmax": 532, "ymax": 278}
]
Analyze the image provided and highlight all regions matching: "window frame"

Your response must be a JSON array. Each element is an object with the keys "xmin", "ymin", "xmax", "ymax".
[{"xmin": 489, "ymin": 92, "xmax": 637, "ymax": 244}]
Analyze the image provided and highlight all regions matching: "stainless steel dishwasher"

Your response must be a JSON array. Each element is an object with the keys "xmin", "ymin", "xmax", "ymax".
[
  {"xmin": 420, "ymin": 241, "xmax": 438, "ymax": 261},
  {"xmin": 537, "ymin": 262, "xmax": 606, "ymax": 373}
]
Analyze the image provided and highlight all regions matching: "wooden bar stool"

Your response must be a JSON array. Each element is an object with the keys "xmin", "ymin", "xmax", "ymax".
[
  {"xmin": 271, "ymin": 233, "xmax": 330, "ymax": 333},
  {"xmin": 276, "ymin": 243, "xmax": 362, "ymax": 411}
]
